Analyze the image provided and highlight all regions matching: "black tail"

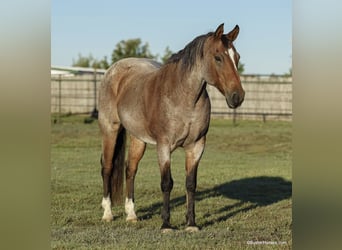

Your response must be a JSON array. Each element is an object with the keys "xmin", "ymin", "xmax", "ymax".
[{"xmin": 111, "ymin": 127, "xmax": 126, "ymax": 205}]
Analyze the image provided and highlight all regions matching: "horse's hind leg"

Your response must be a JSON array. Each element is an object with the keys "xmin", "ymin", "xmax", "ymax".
[
  {"xmin": 100, "ymin": 123, "xmax": 121, "ymax": 222},
  {"xmin": 125, "ymin": 135, "xmax": 146, "ymax": 222},
  {"xmin": 184, "ymin": 136, "xmax": 206, "ymax": 232}
]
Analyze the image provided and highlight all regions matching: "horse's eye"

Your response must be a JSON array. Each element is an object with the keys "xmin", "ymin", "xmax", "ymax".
[{"xmin": 214, "ymin": 56, "xmax": 222, "ymax": 62}]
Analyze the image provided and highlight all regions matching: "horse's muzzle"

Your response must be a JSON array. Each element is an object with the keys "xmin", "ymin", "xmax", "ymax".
[{"xmin": 226, "ymin": 91, "xmax": 245, "ymax": 109}]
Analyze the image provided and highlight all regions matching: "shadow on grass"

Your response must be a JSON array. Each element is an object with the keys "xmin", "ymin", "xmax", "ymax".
[{"xmin": 137, "ymin": 176, "xmax": 292, "ymax": 227}]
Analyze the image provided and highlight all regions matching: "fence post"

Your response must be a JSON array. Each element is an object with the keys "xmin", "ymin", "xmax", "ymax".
[
  {"xmin": 57, "ymin": 74, "xmax": 62, "ymax": 123},
  {"xmin": 91, "ymin": 69, "xmax": 98, "ymax": 118}
]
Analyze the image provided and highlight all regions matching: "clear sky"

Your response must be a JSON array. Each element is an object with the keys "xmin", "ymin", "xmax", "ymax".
[{"xmin": 51, "ymin": 0, "xmax": 291, "ymax": 75}]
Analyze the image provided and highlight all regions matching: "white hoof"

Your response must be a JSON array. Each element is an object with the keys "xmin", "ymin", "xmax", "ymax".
[
  {"xmin": 126, "ymin": 215, "xmax": 138, "ymax": 223},
  {"xmin": 125, "ymin": 198, "xmax": 137, "ymax": 223},
  {"xmin": 185, "ymin": 226, "xmax": 199, "ymax": 232},
  {"xmin": 101, "ymin": 196, "xmax": 113, "ymax": 222},
  {"xmin": 102, "ymin": 213, "xmax": 113, "ymax": 222}
]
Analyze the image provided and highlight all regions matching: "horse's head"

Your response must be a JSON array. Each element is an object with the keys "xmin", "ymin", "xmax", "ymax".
[{"xmin": 203, "ymin": 23, "xmax": 245, "ymax": 109}]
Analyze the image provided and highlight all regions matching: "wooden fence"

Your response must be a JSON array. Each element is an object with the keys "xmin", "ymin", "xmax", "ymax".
[
  {"xmin": 51, "ymin": 74, "xmax": 292, "ymax": 122},
  {"xmin": 207, "ymin": 75, "xmax": 292, "ymax": 121}
]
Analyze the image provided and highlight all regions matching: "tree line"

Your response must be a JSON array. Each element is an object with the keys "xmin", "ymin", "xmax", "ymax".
[{"xmin": 72, "ymin": 38, "xmax": 245, "ymax": 74}]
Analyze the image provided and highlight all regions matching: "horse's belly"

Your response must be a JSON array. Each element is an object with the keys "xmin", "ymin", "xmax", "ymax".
[{"xmin": 119, "ymin": 111, "xmax": 157, "ymax": 145}]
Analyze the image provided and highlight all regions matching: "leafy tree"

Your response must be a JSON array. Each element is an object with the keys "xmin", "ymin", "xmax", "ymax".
[
  {"xmin": 160, "ymin": 46, "xmax": 173, "ymax": 64},
  {"xmin": 92, "ymin": 56, "xmax": 110, "ymax": 69},
  {"xmin": 238, "ymin": 62, "xmax": 245, "ymax": 74},
  {"xmin": 72, "ymin": 53, "xmax": 110, "ymax": 69},
  {"xmin": 111, "ymin": 38, "xmax": 156, "ymax": 63},
  {"xmin": 72, "ymin": 53, "xmax": 93, "ymax": 68}
]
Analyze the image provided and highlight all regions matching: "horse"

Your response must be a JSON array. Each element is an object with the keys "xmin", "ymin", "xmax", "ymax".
[{"xmin": 98, "ymin": 23, "xmax": 244, "ymax": 232}]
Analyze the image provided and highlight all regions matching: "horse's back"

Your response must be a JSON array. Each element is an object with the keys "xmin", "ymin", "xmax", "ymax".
[
  {"xmin": 109, "ymin": 57, "xmax": 160, "ymax": 79},
  {"xmin": 101, "ymin": 57, "xmax": 160, "ymax": 95}
]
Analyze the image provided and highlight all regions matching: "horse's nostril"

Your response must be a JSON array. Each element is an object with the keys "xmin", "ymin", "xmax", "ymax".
[{"xmin": 232, "ymin": 92, "xmax": 239, "ymax": 106}]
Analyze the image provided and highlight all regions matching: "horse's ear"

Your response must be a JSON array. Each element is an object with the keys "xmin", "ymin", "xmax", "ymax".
[
  {"xmin": 227, "ymin": 25, "xmax": 240, "ymax": 41},
  {"xmin": 214, "ymin": 23, "xmax": 224, "ymax": 38}
]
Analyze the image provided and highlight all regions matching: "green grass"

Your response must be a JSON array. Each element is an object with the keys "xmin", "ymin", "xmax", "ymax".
[{"xmin": 51, "ymin": 115, "xmax": 292, "ymax": 249}]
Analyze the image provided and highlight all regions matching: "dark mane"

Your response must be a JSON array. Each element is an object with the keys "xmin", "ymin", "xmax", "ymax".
[{"xmin": 165, "ymin": 32, "xmax": 214, "ymax": 71}]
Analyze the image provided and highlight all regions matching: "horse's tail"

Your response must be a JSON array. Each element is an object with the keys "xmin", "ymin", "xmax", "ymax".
[{"xmin": 111, "ymin": 127, "xmax": 126, "ymax": 205}]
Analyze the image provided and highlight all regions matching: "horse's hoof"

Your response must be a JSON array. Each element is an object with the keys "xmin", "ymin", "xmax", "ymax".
[
  {"xmin": 102, "ymin": 215, "xmax": 113, "ymax": 222},
  {"xmin": 126, "ymin": 216, "xmax": 138, "ymax": 223},
  {"xmin": 161, "ymin": 228, "xmax": 175, "ymax": 233},
  {"xmin": 185, "ymin": 226, "xmax": 199, "ymax": 232}
]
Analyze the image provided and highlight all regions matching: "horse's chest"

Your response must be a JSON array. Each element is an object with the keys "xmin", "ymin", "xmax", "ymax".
[
  {"xmin": 170, "ymin": 113, "xmax": 209, "ymax": 149},
  {"xmin": 166, "ymin": 101, "xmax": 210, "ymax": 148}
]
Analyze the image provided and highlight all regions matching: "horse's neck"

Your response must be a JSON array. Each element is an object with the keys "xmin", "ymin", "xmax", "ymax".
[{"xmin": 158, "ymin": 63, "xmax": 205, "ymax": 105}]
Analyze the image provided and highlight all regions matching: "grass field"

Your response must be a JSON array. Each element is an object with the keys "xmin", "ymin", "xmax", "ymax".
[{"xmin": 51, "ymin": 115, "xmax": 292, "ymax": 249}]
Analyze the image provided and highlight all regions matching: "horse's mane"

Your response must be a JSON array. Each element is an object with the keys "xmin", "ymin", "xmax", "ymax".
[
  {"xmin": 165, "ymin": 32, "xmax": 214, "ymax": 71},
  {"xmin": 165, "ymin": 29, "xmax": 232, "ymax": 73}
]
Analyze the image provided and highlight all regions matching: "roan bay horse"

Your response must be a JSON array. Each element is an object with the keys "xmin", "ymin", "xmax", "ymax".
[{"xmin": 98, "ymin": 23, "xmax": 244, "ymax": 232}]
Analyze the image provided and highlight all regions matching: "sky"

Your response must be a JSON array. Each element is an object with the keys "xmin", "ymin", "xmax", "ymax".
[{"xmin": 51, "ymin": 0, "xmax": 291, "ymax": 75}]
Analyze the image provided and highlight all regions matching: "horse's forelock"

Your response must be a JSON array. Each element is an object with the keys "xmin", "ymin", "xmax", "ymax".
[{"xmin": 220, "ymin": 35, "xmax": 230, "ymax": 49}]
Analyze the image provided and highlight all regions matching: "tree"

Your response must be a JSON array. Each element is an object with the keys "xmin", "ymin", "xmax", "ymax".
[
  {"xmin": 72, "ymin": 53, "xmax": 110, "ymax": 69},
  {"xmin": 92, "ymin": 56, "xmax": 110, "ymax": 69},
  {"xmin": 238, "ymin": 62, "xmax": 245, "ymax": 74},
  {"xmin": 160, "ymin": 46, "xmax": 173, "ymax": 64},
  {"xmin": 111, "ymin": 38, "xmax": 156, "ymax": 63},
  {"xmin": 72, "ymin": 53, "xmax": 94, "ymax": 68}
]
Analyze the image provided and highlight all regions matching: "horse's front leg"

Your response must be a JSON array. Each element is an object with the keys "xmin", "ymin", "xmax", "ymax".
[
  {"xmin": 184, "ymin": 136, "xmax": 206, "ymax": 232},
  {"xmin": 125, "ymin": 136, "xmax": 146, "ymax": 222},
  {"xmin": 157, "ymin": 143, "xmax": 174, "ymax": 232}
]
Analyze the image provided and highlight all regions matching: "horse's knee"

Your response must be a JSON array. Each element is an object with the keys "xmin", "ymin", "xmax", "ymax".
[{"xmin": 161, "ymin": 175, "xmax": 173, "ymax": 193}]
